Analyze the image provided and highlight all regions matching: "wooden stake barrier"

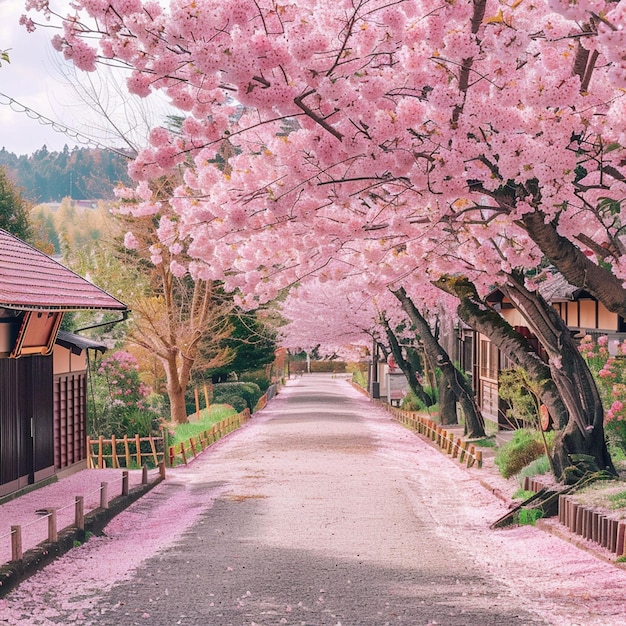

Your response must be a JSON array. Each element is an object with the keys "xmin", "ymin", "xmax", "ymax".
[
  {"xmin": 617, "ymin": 522, "xmax": 626, "ymax": 556},
  {"xmin": 100, "ymin": 482, "xmax": 108, "ymax": 509},
  {"xmin": 75, "ymin": 496, "xmax": 84, "ymax": 530},
  {"xmin": 111, "ymin": 435, "xmax": 119, "ymax": 468},
  {"xmin": 11, "ymin": 526, "xmax": 22, "ymax": 561},
  {"xmin": 47, "ymin": 509, "xmax": 58, "ymax": 543},
  {"xmin": 122, "ymin": 471, "xmax": 129, "ymax": 497},
  {"xmin": 142, "ymin": 464, "xmax": 148, "ymax": 485}
]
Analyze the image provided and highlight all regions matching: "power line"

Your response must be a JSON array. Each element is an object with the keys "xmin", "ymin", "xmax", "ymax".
[{"xmin": 0, "ymin": 92, "xmax": 133, "ymax": 158}]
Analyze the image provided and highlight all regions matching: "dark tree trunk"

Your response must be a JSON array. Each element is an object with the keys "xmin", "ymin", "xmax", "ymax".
[
  {"xmin": 438, "ymin": 376, "xmax": 458, "ymax": 426},
  {"xmin": 434, "ymin": 274, "xmax": 616, "ymax": 482},
  {"xmin": 391, "ymin": 287, "xmax": 484, "ymax": 438},
  {"xmin": 522, "ymin": 211, "xmax": 626, "ymax": 320},
  {"xmin": 381, "ymin": 316, "xmax": 434, "ymax": 408},
  {"xmin": 433, "ymin": 276, "xmax": 569, "ymax": 434},
  {"xmin": 500, "ymin": 273, "xmax": 615, "ymax": 480}
]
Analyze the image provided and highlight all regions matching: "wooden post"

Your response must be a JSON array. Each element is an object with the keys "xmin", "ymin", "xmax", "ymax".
[
  {"xmin": 100, "ymin": 482, "xmax": 109, "ymax": 509},
  {"xmin": 142, "ymin": 464, "xmax": 148, "ymax": 485},
  {"xmin": 467, "ymin": 444, "xmax": 476, "ymax": 468},
  {"xmin": 150, "ymin": 436, "xmax": 158, "ymax": 464},
  {"xmin": 169, "ymin": 445, "xmax": 175, "ymax": 467},
  {"xmin": 86, "ymin": 436, "xmax": 93, "ymax": 469},
  {"xmin": 194, "ymin": 387, "xmax": 200, "ymax": 418},
  {"xmin": 180, "ymin": 442, "xmax": 187, "ymax": 464},
  {"xmin": 111, "ymin": 435, "xmax": 119, "ymax": 469},
  {"xmin": 476, "ymin": 449, "xmax": 483, "ymax": 469},
  {"xmin": 617, "ymin": 521, "xmax": 626, "ymax": 556},
  {"xmin": 98, "ymin": 435, "xmax": 104, "ymax": 469},
  {"xmin": 48, "ymin": 509, "xmax": 58, "ymax": 543},
  {"xmin": 122, "ymin": 470, "xmax": 129, "ymax": 496},
  {"xmin": 75, "ymin": 496, "xmax": 84, "ymax": 530},
  {"xmin": 203, "ymin": 384, "xmax": 210, "ymax": 411},
  {"xmin": 124, "ymin": 435, "xmax": 131, "ymax": 468},
  {"xmin": 452, "ymin": 438, "xmax": 461, "ymax": 459},
  {"xmin": 159, "ymin": 460, "xmax": 166, "ymax": 480},
  {"xmin": 135, "ymin": 434, "xmax": 142, "ymax": 467},
  {"xmin": 575, "ymin": 505, "xmax": 584, "ymax": 535},
  {"xmin": 190, "ymin": 437, "xmax": 197, "ymax": 458},
  {"xmin": 162, "ymin": 427, "xmax": 169, "ymax": 467},
  {"xmin": 609, "ymin": 519, "xmax": 618, "ymax": 553},
  {"xmin": 11, "ymin": 525, "xmax": 22, "ymax": 561}
]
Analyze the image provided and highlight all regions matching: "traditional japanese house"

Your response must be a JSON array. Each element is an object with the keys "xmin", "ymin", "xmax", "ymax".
[{"xmin": 0, "ymin": 229, "xmax": 126, "ymax": 497}]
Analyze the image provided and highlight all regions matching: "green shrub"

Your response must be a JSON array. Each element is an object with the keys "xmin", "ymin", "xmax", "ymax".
[
  {"xmin": 215, "ymin": 392, "xmax": 248, "ymax": 413},
  {"xmin": 517, "ymin": 454, "xmax": 552, "ymax": 486},
  {"xmin": 401, "ymin": 391, "xmax": 427, "ymax": 412},
  {"xmin": 494, "ymin": 429, "xmax": 547, "ymax": 479},
  {"xmin": 239, "ymin": 370, "xmax": 271, "ymax": 392},
  {"xmin": 212, "ymin": 381, "xmax": 263, "ymax": 411}
]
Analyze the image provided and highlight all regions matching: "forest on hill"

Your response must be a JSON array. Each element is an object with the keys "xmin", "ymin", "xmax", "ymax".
[{"xmin": 0, "ymin": 145, "xmax": 132, "ymax": 203}]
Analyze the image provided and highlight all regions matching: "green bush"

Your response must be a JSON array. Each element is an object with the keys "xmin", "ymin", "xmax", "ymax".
[
  {"xmin": 216, "ymin": 392, "xmax": 248, "ymax": 413},
  {"xmin": 494, "ymin": 429, "xmax": 547, "ymax": 479},
  {"xmin": 239, "ymin": 370, "xmax": 271, "ymax": 392},
  {"xmin": 212, "ymin": 382, "xmax": 263, "ymax": 411},
  {"xmin": 401, "ymin": 391, "xmax": 427, "ymax": 412}
]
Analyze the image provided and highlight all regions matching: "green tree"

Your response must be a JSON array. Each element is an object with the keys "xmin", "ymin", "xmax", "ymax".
[
  {"xmin": 208, "ymin": 309, "xmax": 277, "ymax": 383},
  {"xmin": 0, "ymin": 167, "xmax": 32, "ymax": 241}
]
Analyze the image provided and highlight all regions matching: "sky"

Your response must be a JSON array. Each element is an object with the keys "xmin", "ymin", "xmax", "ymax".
[
  {"xmin": 0, "ymin": 0, "xmax": 86, "ymax": 155},
  {"xmin": 0, "ymin": 0, "xmax": 173, "ymax": 156}
]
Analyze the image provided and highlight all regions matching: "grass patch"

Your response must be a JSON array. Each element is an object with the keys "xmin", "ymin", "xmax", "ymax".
[
  {"xmin": 608, "ymin": 490, "xmax": 626, "ymax": 510},
  {"xmin": 513, "ymin": 489, "xmax": 536, "ymax": 500},
  {"xmin": 169, "ymin": 404, "xmax": 237, "ymax": 446},
  {"xmin": 471, "ymin": 437, "xmax": 497, "ymax": 448},
  {"xmin": 517, "ymin": 454, "xmax": 552, "ymax": 486},
  {"xmin": 517, "ymin": 508, "xmax": 544, "ymax": 526}
]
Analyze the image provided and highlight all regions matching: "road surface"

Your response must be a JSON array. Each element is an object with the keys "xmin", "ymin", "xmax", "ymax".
[{"xmin": 2, "ymin": 375, "xmax": 626, "ymax": 625}]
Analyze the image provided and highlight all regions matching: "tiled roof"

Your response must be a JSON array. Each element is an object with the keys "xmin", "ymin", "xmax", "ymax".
[
  {"xmin": 0, "ymin": 229, "xmax": 127, "ymax": 311},
  {"xmin": 536, "ymin": 271, "xmax": 582, "ymax": 302}
]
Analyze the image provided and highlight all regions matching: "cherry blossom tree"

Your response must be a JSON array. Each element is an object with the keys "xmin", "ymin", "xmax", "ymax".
[{"xmin": 23, "ymin": 0, "xmax": 626, "ymax": 475}]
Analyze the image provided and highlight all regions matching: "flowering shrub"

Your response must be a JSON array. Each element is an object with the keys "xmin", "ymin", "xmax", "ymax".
[
  {"xmin": 578, "ymin": 335, "xmax": 626, "ymax": 455},
  {"xmin": 88, "ymin": 350, "xmax": 163, "ymax": 437}
]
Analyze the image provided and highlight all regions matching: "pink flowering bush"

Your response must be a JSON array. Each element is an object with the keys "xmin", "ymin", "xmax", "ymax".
[
  {"xmin": 578, "ymin": 335, "xmax": 626, "ymax": 455},
  {"xmin": 89, "ymin": 351, "xmax": 162, "ymax": 438}
]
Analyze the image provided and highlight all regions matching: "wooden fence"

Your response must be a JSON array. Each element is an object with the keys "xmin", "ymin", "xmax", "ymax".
[
  {"xmin": 88, "ymin": 399, "xmax": 266, "ymax": 470},
  {"xmin": 87, "ymin": 434, "xmax": 164, "ymax": 469},
  {"xmin": 558, "ymin": 494, "xmax": 626, "ymax": 556},
  {"xmin": 384, "ymin": 404, "xmax": 483, "ymax": 469},
  {"xmin": 2, "ymin": 467, "xmax": 164, "ymax": 565},
  {"xmin": 168, "ymin": 408, "xmax": 251, "ymax": 466}
]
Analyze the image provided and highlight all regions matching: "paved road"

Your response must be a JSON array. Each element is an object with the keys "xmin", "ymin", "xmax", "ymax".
[{"xmin": 7, "ymin": 375, "xmax": 625, "ymax": 625}]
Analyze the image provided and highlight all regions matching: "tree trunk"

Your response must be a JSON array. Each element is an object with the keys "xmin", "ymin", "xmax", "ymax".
[
  {"xmin": 433, "ymin": 276, "xmax": 569, "ymax": 434},
  {"xmin": 391, "ymin": 287, "xmax": 484, "ymax": 438},
  {"xmin": 164, "ymin": 353, "xmax": 190, "ymax": 424},
  {"xmin": 381, "ymin": 316, "xmax": 433, "ymax": 408},
  {"xmin": 438, "ymin": 376, "xmax": 458, "ymax": 426},
  {"xmin": 500, "ymin": 273, "xmax": 615, "ymax": 480},
  {"xmin": 522, "ymin": 211, "xmax": 626, "ymax": 320}
]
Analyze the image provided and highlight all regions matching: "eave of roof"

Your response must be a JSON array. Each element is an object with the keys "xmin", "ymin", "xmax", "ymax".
[
  {"xmin": 0, "ymin": 229, "xmax": 127, "ymax": 311},
  {"xmin": 56, "ymin": 330, "xmax": 108, "ymax": 354}
]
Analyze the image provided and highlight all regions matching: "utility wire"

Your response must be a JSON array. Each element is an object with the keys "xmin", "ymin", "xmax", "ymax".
[{"xmin": 0, "ymin": 91, "xmax": 133, "ymax": 158}]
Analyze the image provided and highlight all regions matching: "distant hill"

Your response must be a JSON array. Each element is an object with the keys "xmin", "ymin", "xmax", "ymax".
[{"xmin": 0, "ymin": 145, "xmax": 132, "ymax": 203}]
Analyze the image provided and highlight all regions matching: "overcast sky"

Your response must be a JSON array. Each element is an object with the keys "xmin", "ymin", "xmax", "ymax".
[
  {"xmin": 0, "ymin": 0, "xmax": 174, "ymax": 156},
  {"xmin": 0, "ymin": 0, "xmax": 83, "ymax": 154}
]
